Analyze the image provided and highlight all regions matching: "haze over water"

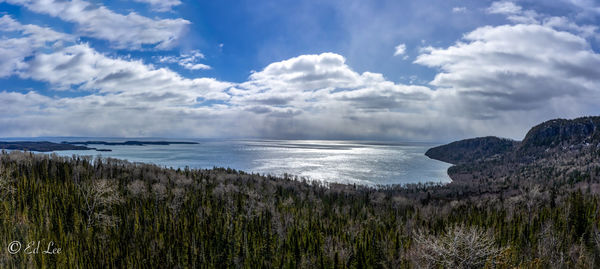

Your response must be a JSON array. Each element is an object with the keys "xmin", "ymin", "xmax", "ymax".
[{"xmin": 8, "ymin": 138, "xmax": 452, "ymax": 186}]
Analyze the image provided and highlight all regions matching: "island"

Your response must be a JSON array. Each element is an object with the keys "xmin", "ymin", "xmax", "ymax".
[
  {"xmin": 0, "ymin": 141, "xmax": 96, "ymax": 152},
  {"xmin": 0, "ymin": 140, "xmax": 200, "ymax": 152},
  {"xmin": 62, "ymin": 140, "xmax": 199, "ymax": 146}
]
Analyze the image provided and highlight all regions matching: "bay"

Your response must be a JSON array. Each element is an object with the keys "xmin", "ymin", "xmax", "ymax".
[{"xmin": 7, "ymin": 138, "xmax": 452, "ymax": 186}]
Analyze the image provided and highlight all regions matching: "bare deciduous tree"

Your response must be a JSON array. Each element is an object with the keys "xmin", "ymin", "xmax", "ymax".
[
  {"xmin": 410, "ymin": 225, "xmax": 506, "ymax": 269},
  {"xmin": 78, "ymin": 179, "xmax": 122, "ymax": 228},
  {"xmin": 0, "ymin": 165, "xmax": 14, "ymax": 200},
  {"xmin": 169, "ymin": 187, "xmax": 185, "ymax": 214},
  {"xmin": 323, "ymin": 236, "xmax": 351, "ymax": 268},
  {"xmin": 593, "ymin": 226, "xmax": 600, "ymax": 252},
  {"xmin": 152, "ymin": 183, "xmax": 167, "ymax": 201},
  {"xmin": 537, "ymin": 222, "xmax": 565, "ymax": 267},
  {"xmin": 127, "ymin": 180, "xmax": 147, "ymax": 197}
]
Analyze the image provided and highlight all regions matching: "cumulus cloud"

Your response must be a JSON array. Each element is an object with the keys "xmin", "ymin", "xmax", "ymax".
[
  {"xmin": 133, "ymin": 0, "xmax": 182, "ymax": 12},
  {"xmin": 415, "ymin": 22, "xmax": 600, "ymax": 136},
  {"xmin": 225, "ymin": 53, "xmax": 442, "ymax": 138},
  {"xmin": 1, "ymin": 0, "xmax": 190, "ymax": 49}
]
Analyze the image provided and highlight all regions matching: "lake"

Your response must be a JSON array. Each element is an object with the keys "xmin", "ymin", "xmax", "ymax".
[{"xmin": 5, "ymin": 138, "xmax": 452, "ymax": 186}]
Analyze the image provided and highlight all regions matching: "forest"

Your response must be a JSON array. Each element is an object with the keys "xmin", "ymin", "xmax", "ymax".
[{"xmin": 0, "ymin": 148, "xmax": 599, "ymax": 268}]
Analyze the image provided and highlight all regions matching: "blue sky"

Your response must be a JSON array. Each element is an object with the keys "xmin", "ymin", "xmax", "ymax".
[{"xmin": 0, "ymin": 0, "xmax": 599, "ymax": 141}]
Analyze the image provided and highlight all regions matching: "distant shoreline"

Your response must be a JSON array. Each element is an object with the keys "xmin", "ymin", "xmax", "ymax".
[
  {"xmin": 62, "ymin": 140, "xmax": 199, "ymax": 146},
  {"xmin": 0, "ymin": 140, "xmax": 199, "ymax": 152}
]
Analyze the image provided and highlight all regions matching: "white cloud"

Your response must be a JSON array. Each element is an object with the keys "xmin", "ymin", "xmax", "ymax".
[
  {"xmin": 487, "ymin": 1, "xmax": 542, "ymax": 24},
  {"xmin": 156, "ymin": 50, "xmax": 211, "ymax": 70},
  {"xmin": 0, "ymin": 15, "xmax": 73, "ymax": 77},
  {"xmin": 23, "ymin": 44, "xmax": 228, "ymax": 101},
  {"xmin": 0, "ymin": 18, "xmax": 232, "ymax": 138},
  {"xmin": 415, "ymin": 23, "xmax": 600, "ymax": 134},
  {"xmin": 564, "ymin": 0, "xmax": 600, "ymax": 15},
  {"xmin": 452, "ymin": 7, "xmax": 467, "ymax": 13},
  {"xmin": 0, "ymin": 90, "xmax": 52, "ymax": 116},
  {"xmin": 393, "ymin": 43, "xmax": 406, "ymax": 56},
  {"xmin": 486, "ymin": 1, "xmax": 598, "ymax": 41},
  {"xmin": 1, "ymin": 0, "xmax": 190, "ymax": 50},
  {"xmin": 0, "ymin": 19, "xmax": 226, "ymax": 99},
  {"xmin": 543, "ymin": 16, "xmax": 598, "ymax": 38},
  {"xmin": 487, "ymin": 1, "xmax": 522, "ymax": 15},
  {"xmin": 133, "ymin": 0, "xmax": 182, "ymax": 12},
  {"xmin": 180, "ymin": 63, "xmax": 211, "ymax": 70},
  {"xmin": 225, "ymin": 53, "xmax": 442, "ymax": 139}
]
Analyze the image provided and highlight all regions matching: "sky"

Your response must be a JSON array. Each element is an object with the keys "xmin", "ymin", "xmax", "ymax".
[{"xmin": 0, "ymin": 0, "xmax": 599, "ymax": 142}]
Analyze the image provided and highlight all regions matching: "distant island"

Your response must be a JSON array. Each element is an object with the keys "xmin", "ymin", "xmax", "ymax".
[
  {"xmin": 0, "ymin": 141, "xmax": 96, "ymax": 152},
  {"xmin": 62, "ymin": 140, "xmax": 199, "ymax": 146},
  {"xmin": 0, "ymin": 140, "xmax": 199, "ymax": 152}
]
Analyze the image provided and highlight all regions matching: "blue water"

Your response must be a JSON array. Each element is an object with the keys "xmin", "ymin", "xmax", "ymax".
[{"xmin": 4, "ymin": 138, "xmax": 452, "ymax": 186}]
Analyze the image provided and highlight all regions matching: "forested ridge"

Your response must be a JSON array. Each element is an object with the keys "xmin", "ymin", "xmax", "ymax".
[{"xmin": 0, "ymin": 149, "xmax": 599, "ymax": 268}]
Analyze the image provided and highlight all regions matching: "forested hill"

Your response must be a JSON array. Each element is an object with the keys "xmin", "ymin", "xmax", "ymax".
[
  {"xmin": 426, "ymin": 116, "xmax": 600, "ymax": 192},
  {"xmin": 427, "ymin": 116, "xmax": 600, "ymax": 165},
  {"xmin": 518, "ymin": 116, "xmax": 600, "ymax": 157}
]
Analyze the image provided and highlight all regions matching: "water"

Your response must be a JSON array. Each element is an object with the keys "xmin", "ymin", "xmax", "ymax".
[{"xmin": 4, "ymin": 138, "xmax": 452, "ymax": 186}]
